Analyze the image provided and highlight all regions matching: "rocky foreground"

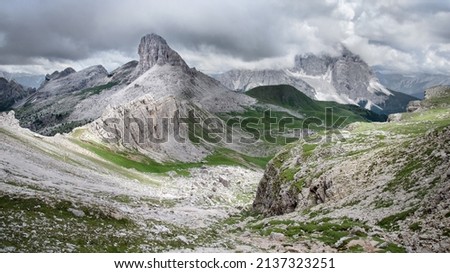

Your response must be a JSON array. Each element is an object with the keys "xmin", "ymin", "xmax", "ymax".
[
  {"xmin": 1, "ymin": 86, "xmax": 449, "ymax": 253},
  {"xmin": 251, "ymin": 87, "xmax": 450, "ymax": 252},
  {"xmin": 0, "ymin": 111, "xmax": 262, "ymax": 252}
]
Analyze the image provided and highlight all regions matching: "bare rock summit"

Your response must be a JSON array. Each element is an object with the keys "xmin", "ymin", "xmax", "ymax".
[{"xmin": 136, "ymin": 33, "xmax": 189, "ymax": 76}]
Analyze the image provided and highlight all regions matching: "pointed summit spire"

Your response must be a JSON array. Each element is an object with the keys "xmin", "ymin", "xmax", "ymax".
[{"xmin": 135, "ymin": 33, "xmax": 189, "ymax": 75}]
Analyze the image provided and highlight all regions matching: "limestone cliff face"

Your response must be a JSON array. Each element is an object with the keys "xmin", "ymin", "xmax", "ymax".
[
  {"xmin": 87, "ymin": 95, "xmax": 210, "ymax": 162},
  {"xmin": 252, "ymin": 158, "xmax": 299, "ymax": 215},
  {"xmin": 135, "ymin": 34, "xmax": 189, "ymax": 76}
]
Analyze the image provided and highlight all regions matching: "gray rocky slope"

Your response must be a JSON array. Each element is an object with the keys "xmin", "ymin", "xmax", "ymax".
[
  {"xmin": 250, "ymin": 88, "xmax": 450, "ymax": 252},
  {"xmin": 215, "ymin": 48, "xmax": 416, "ymax": 114},
  {"xmin": 12, "ymin": 34, "xmax": 254, "ymax": 136},
  {"xmin": 2, "ymin": 87, "xmax": 449, "ymax": 252},
  {"xmin": 0, "ymin": 110, "xmax": 263, "ymax": 252},
  {"xmin": 1, "ymin": 34, "xmax": 449, "ymax": 253}
]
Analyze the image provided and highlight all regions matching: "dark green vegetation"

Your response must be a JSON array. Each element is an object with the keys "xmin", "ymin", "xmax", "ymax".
[
  {"xmin": 377, "ymin": 208, "xmax": 417, "ymax": 231},
  {"xmin": 76, "ymin": 82, "xmax": 118, "ymax": 99},
  {"xmin": 0, "ymin": 98, "xmax": 15, "ymax": 112},
  {"xmin": 243, "ymin": 216, "xmax": 406, "ymax": 253},
  {"xmin": 49, "ymin": 120, "xmax": 94, "ymax": 135},
  {"xmin": 378, "ymin": 89, "xmax": 418, "ymax": 115},
  {"xmin": 250, "ymin": 217, "xmax": 368, "ymax": 246},
  {"xmin": 246, "ymin": 85, "xmax": 387, "ymax": 124}
]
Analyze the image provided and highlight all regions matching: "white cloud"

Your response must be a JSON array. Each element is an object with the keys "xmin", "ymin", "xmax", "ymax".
[
  {"xmin": 0, "ymin": 50, "xmax": 133, "ymax": 74},
  {"xmin": 0, "ymin": 0, "xmax": 449, "ymax": 75}
]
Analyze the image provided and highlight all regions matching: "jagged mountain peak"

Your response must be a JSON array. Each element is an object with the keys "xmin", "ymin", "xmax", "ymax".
[
  {"xmin": 45, "ymin": 67, "xmax": 76, "ymax": 82},
  {"xmin": 216, "ymin": 46, "xmax": 417, "ymax": 114},
  {"xmin": 293, "ymin": 46, "xmax": 363, "ymax": 74},
  {"xmin": 136, "ymin": 33, "xmax": 189, "ymax": 75}
]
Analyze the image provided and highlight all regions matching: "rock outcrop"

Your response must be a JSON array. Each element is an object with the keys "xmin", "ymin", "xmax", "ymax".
[
  {"xmin": 0, "ymin": 111, "xmax": 20, "ymax": 128},
  {"xmin": 425, "ymin": 85, "xmax": 450, "ymax": 100},
  {"xmin": 109, "ymin": 60, "xmax": 138, "ymax": 84},
  {"xmin": 135, "ymin": 33, "xmax": 189, "ymax": 76},
  {"xmin": 44, "ymin": 67, "xmax": 76, "ymax": 82},
  {"xmin": 0, "ymin": 77, "xmax": 35, "ymax": 111},
  {"xmin": 87, "ymin": 95, "xmax": 211, "ymax": 162},
  {"xmin": 407, "ymin": 100, "xmax": 422, "ymax": 112}
]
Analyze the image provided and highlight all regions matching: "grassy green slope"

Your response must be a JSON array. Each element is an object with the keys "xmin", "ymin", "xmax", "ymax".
[{"xmin": 246, "ymin": 84, "xmax": 387, "ymax": 124}]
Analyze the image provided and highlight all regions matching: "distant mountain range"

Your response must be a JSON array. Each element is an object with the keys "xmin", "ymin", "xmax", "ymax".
[
  {"xmin": 375, "ymin": 70, "xmax": 450, "ymax": 99},
  {"xmin": 215, "ymin": 48, "xmax": 417, "ymax": 115},
  {"xmin": 0, "ymin": 71, "xmax": 44, "ymax": 88}
]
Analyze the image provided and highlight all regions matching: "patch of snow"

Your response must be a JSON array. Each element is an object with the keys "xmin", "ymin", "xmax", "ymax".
[
  {"xmin": 286, "ymin": 69, "xmax": 358, "ymax": 105},
  {"xmin": 367, "ymin": 79, "xmax": 392, "ymax": 96},
  {"xmin": 363, "ymin": 100, "xmax": 383, "ymax": 112}
]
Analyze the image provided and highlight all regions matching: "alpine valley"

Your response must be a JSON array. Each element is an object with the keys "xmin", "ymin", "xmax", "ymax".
[{"xmin": 1, "ymin": 34, "xmax": 449, "ymax": 253}]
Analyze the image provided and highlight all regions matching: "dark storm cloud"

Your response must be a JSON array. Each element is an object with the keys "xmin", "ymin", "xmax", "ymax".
[{"xmin": 0, "ymin": 0, "xmax": 450, "ymax": 74}]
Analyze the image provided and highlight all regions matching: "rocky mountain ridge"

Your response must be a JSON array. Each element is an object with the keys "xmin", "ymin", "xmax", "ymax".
[
  {"xmin": 216, "ymin": 48, "xmax": 417, "ymax": 114},
  {"xmin": 11, "ymin": 34, "xmax": 254, "ymax": 137}
]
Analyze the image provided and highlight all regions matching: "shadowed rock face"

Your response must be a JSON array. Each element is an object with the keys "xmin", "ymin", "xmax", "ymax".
[
  {"xmin": 294, "ymin": 53, "xmax": 334, "ymax": 76},
  {"xmin": 109, "ymin": 60, "xmax": 138, "ymax": 84},
  {"xmin": 0, "ymin": 77, "xmax": 35, "ymax": 111},
  {"xmin": 294, "ymin": 49, "xmax": 390, "ymax": 107},
  {"xmin": 135, "ymin": 33, "xmax": 189, "ymax": 76}
]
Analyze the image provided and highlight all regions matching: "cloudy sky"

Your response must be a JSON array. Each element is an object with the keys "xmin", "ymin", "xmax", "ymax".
[{"xmin": 1, "ymin": 0, "xmax": 450, "ymax": 75}]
